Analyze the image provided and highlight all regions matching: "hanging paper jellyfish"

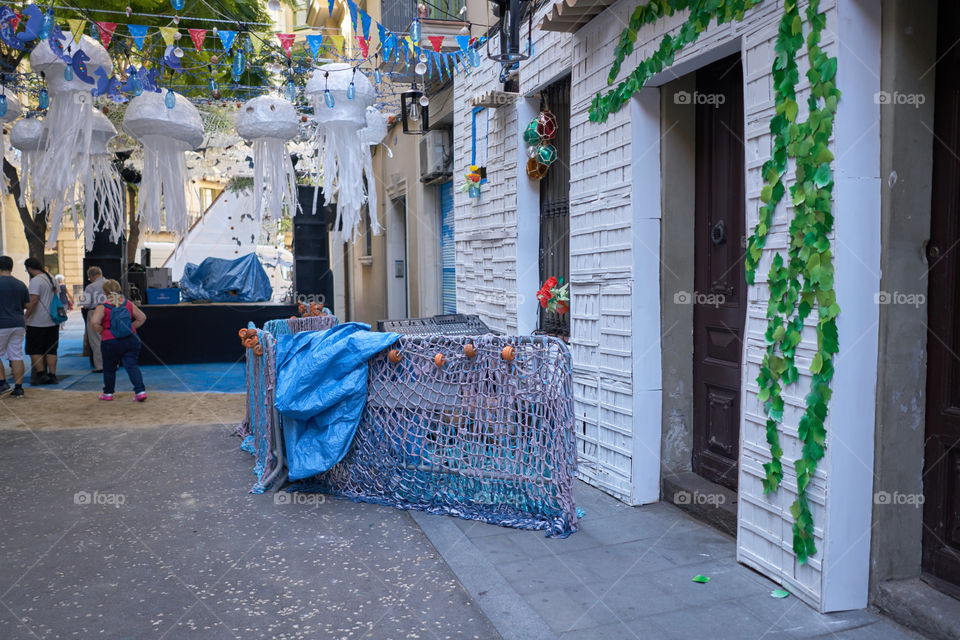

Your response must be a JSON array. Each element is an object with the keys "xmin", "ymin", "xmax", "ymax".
[
  {"xmin": 29, "ymin": 33, "xmax": 112, "ymax": 234},
  {"xmin": 122, "ymin": 89, "xmax": 204, "ymax": 235},
  {"xmin": 0, "ymin": 89, "xmax": 23, "ymax": 202},
  {"xmin": 8, "ymin": 117, "xmax": 44, "ymax": 211},
  {"xmin": 80, "ymin": 110, "xmax": 124, "ymax": 250},
  {"xmin": 236, "ymin": 95, "xmax": 299, "ymax": 224},
  {"xmin": 305, "ymin": 63, "xmax": 379, "ymax": 241}
]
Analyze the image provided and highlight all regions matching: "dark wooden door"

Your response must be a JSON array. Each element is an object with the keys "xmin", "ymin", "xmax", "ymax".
[
  {"xmin": 923, "ymin": 0, "xmax": 960, "ymax": 597},
  {"xmin": 692, "ymin": 54, "xmax": 746, "ymax": 491}
]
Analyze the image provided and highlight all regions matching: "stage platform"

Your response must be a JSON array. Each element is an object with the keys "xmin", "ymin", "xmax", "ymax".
[{"xmin": 137, "ymin": 302, "xmax": 299, "ymax": 365}]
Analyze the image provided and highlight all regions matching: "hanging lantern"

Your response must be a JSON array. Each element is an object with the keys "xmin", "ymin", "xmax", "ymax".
[
  {"xmin": 400, "ymin": 83, "xmax": 429, "ymax": 135},
  {"xmin": 237, "ymin": 95, "xmax": 299, "ymax": 224},
  {"xmin": 525, "ymin": 157, "xmax": 548, "ymax": 181},
  {"xmin": 231, "ymin": 48, "xmax": 246, "ymax": 82},
  {"xmin": 305, "ymin": 63, "xmax": 379, "ymax": 242},
  {"xmin": 536, "ymin": 109, "xmax": 558, "ymax": 140},
  {"xmin": 486, "ymin": 0, "xmax": 532, "ymax": 64},
  {"xmin": 9, "ymin": 117, "xmax": 45, "ymax": 212},
  {"xmin": 82, "ymin": 111, "xmax": 124, "ymax": 250},
  {"xmin": 122, "ymin": 89, "xmax": 204, "ymax": 235},
  {"xmin": 0, "ymin": 90, "xmax": 23, "ymax": 201},
  {"xmin": 29, "ymin": 32, "xmax": 113, "ymax": 246}
]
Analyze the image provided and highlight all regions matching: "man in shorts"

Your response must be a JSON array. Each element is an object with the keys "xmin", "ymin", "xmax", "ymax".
[
  {"xmin": 0, "ymin": 256, "xmax": 29, "ymax": 397},
  {"xmin": 24, "ymin": 257, "xmax": 60, "ymax": 385}
]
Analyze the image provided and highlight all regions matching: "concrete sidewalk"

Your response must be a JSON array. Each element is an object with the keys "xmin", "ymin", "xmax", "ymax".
[{"xmin": 412, "ymin": 482, "xmax": 921, "ymax": 640}]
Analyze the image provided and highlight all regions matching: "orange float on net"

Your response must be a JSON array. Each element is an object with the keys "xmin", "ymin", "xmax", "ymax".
[
  {"xmin": 243, "ymin": 338, "xmax": 256, "ymax": 349},
  {"xmin": 388, "ymin": 349, "xmax": 402, "ymax": 363},
  {"xmin": 253, "ymin": 345, "xmax": 264, "ymax": 356},
  {"xmin": 464, "ymin": 343, "xmax": 477, "ymax": 358},
  {"xmin": 238, "ymin": 328, "xmax": 248, "ymax": 339},
  {"xmin": 434, "ymin": 353, "xmax": 446, "ymax": 367},
  {"xmin": 501, "ymin": 345, "xmax": 516, "ymax": 362}
]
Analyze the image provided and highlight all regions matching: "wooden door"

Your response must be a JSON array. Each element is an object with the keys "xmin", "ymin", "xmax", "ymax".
[
  {"xmin": 692, "ymin": 54, "xmax": 746, "ymax": 491},
  {"xmin": 923, "ymin": 0, "xmax": 960, "ymax": 597}
]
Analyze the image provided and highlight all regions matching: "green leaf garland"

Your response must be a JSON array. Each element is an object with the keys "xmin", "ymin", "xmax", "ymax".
[{"xmin": 589, "ymin": 0, "xmax": 840, "ymax": 563}]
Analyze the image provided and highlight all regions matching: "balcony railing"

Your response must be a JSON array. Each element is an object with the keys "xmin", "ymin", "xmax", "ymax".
[{"xmin": 381, "ymin": 0, "xmax": 466, "ymax": 34}]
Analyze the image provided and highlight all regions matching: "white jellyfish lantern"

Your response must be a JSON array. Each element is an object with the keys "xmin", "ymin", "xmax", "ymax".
[
  {"xmin": 8, "ymin": 117, "xmax": 44, "ymax": 210},
  {"xmin": 0, "ymin": 89, "xmax": 23, "ymax": 201},
  {"xmin": 29, "ymin": 34, "xmax": 112, "ymax": 219},
  {"xmin": 122, "ymin": 90, "xmax": 204, "ymax": 235},
  {"xmin": 80, "ymin": 110, "xmax": 123, "ymax": 250},
  {"xmin": 236, "ymin": 95, "xmax": 299, "ymax": 224},
  {"xmin": 305, "ymin": 63, "xmax": 380, "ymax": 240}
]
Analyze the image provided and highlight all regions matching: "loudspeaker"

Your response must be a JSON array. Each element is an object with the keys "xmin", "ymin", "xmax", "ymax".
[
  {"xmin": 293, "ymin": 185, "xmax": 335, "ymax": 313},
  {"xmin": 83, "ymin": 227, "xmax": 126, "ymax": 287}
]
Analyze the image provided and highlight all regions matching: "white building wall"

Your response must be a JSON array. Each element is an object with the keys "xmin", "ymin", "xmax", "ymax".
[{"xmin": 454, "ymin": 0, "xmax": 877, "ymax": 611}]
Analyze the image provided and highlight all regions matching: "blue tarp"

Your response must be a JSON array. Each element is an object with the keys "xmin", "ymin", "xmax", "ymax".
[
  {"xmin": 179, "ymin": 253, "xmax": 272, "ymax": 302},
  {"xmin": 274, "ymin": 323, "xmax": 399, "ymax": 481}
]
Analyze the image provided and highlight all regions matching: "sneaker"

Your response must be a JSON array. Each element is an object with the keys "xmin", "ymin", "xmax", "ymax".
[
  {"xmin": 98, "ymin": 393, "xmax": 114, "ymax": 401},
  {"xmin": 134, "ymin": 392, "xmax": 147, "ymax": 402},
  {"xmin": 43, "ymin": 374, "xmax": 59, "ymax": 385},
  {"xmin": 29, "ymin": 375, "xmax": 46, "ymax": 386},
  {"xmin": 10, "ymin": 387, "xmax": 24, "ymax": 398},
  {"xmin": 0, "ymin": 382, "xmax": 10, "ymax": 395}
]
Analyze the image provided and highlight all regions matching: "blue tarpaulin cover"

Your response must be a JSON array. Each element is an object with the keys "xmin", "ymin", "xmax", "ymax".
[
  {"xmin": 274, "ymin": 322, "xmax": 399, "ymax": 481},
  {"xmin": 179, "ymin": 253, "xmax": 273, "ymax": 302}
]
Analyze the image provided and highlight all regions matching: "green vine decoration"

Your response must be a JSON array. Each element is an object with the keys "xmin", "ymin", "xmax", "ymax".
[{"xmin": 590, "ymin": 0, "xmax": 840, "ymax": 564}]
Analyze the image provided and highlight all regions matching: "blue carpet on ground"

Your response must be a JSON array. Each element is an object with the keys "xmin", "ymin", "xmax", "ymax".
[{"xmin": 4, "ymin": 311, "xmax": 245, "ymax": 394}]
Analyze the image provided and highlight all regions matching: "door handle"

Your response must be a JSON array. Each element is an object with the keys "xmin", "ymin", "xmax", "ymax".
[
  {"xmin": 711, "ymin": 220, "xmax": 726, "ymax": 246},
  {"xmin": 927, "ymin": 242, "xmax": 941, "ymax": 260}
]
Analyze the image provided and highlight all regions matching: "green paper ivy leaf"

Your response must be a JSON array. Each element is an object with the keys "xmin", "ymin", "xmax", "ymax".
[{"xmin": 692, "ymin": 575, "xmax": 711, "ymax": 584}]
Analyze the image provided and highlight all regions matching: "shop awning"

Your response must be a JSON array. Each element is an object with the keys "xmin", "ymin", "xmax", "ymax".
[{"xmin": 539, "ymin": 0, "xmax": 618, "ymax": 33}]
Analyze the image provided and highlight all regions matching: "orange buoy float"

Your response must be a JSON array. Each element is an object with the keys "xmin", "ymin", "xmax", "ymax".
[
  {"xmin": 464, "ymin": 343, "xmax": 477, "ymax": 358},
  {"xmin": 501, "ymin": 345, "xmax": 515, "ymax": 362},
  {"xmin": 238, "ymin": 328, "xmax": 248, "ymax": 339},
  {"xmin": 434, "ymin": 353, "xmax": 446, "ymax": 367},
  {"xmin": 388, "ymin": 349, "xmax": 402, "ymax": 363},
  {"xmin": 253, "ymin": 345, "xmax": 264, "ymax": 356}
]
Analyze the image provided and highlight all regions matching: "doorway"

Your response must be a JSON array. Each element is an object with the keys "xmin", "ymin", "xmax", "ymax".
[
  {"xmin": 386, "ymin": 196, "xmax": 408, "ymax": 319},
  {"xmin": 922, "ymin": 0, "xmax": 960, "ymax": 598},
  {"xmin": 691, "ymin": 53, "xmax": 747, "ymax": 491}
]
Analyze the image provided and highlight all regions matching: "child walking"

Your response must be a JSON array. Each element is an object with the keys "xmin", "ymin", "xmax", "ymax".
[{"xmin": 89, "ymin": 279, "xmax": 148, "ymax": 401}]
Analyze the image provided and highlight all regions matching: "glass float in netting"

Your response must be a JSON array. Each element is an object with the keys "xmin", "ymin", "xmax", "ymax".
[
  {"xmin": 526, "ymin": 158, "xmax": 549, "ymax": 181},
  {"xmin": 536, "ymin": 110, "xmax": 558, "ymax": 140}
]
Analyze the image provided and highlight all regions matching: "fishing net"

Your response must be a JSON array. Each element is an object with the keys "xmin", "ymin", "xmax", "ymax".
[
  {"xmin": 292, "ymin": 333, "xmax": 579, "ymax": 537},
  {"xmin": 236, "ymin": 314, "xmax": 339, "ymax": 493}
]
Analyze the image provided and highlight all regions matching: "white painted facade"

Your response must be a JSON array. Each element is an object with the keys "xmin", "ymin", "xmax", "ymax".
[{"xmin": 452, "ymin": 0, "xmax": 882, "ymax": 612}]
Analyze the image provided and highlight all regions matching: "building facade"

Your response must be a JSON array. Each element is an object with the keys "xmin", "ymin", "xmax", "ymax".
[{"xmin": 450, "ymin": 0, "xmax": 960, "ymax": 625}]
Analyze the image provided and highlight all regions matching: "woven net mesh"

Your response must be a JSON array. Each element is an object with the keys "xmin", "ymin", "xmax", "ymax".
[
  {"xmin": 236, "ymin": 315, "xmax": 338, "ymax": 493},
  {"xmin": 293, "ymin": 333, "xmax": 579, "ymax": 537}
]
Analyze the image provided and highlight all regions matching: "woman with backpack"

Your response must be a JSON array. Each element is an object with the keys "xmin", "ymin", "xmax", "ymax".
[{"xmin": 89, "ymin": 279, "xmax": 148, "ymax": 401}]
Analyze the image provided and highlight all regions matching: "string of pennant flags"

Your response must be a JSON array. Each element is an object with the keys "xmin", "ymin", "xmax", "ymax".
[{"xmin": 0, "ymin": 0, "xmax": 487, "ymax": 76}]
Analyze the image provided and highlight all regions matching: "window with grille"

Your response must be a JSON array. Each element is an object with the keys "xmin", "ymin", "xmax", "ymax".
[{"xmin": 539, "ymin": 75, "xmax": 571, "ymax": 336}]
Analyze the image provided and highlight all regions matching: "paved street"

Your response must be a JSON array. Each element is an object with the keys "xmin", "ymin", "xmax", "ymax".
[{"xmin": 0, "ymin": 420, "xmax": 920, "ymax": 639}]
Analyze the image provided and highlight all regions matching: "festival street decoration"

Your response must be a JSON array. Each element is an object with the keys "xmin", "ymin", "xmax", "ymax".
[
  {"xmin": 122, "ymin": 89, "xmax": 204, "ymax": 235},
  {"xmin": 523, "ymin": 109, "xmax": 558, "ymax": 182},
  {"xmin": 236, "ymin": 95, "xmax": 299, "ymax": 224}
]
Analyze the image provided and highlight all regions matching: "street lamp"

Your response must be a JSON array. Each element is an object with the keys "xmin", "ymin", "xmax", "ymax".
[
  {"xmin": 400, "ymin": 83, "xmax": 430, "ymax": 135},
  {"xmin": 487, "ymin": 0, "xmax": 531, "ymax": 64}
]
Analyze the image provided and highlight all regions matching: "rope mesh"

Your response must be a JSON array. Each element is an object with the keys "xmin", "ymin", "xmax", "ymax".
[{"xmin": 237, "ymin": 322, "xmax": 579, "ymax": 537}]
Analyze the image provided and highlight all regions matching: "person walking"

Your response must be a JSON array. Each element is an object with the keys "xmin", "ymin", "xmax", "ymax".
[
  {"xmin": 90, "ymin": 279, "xmax": 147, "ymax": 401},
  {"xmin": 80, "ymin": 266, "xmax": 106, "ymax": 372},
  {"xmin": 24, "ymin": 257, "xmax": 62, "ymax": 385},
  {"xmin": 0, "ymin": 256, "xmax": 29, "ymax": 397},
  {"xmin": 55, "ymin": 274, "xmax": 74, "ymax": 310}
]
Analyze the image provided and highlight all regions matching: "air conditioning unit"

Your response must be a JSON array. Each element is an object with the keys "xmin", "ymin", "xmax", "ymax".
[{"xmin": 419, "ymin": 129, "xmax": 452, "ymax": 183}]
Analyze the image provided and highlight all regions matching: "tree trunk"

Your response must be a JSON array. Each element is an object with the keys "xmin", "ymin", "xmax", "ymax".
[
  {"xmin": 126, "ymin": 185, "xmax": 140, "ymax": 265},
  {"xmin": 3, "ymin": 158, "xmax": 47, "ymax": 259}
]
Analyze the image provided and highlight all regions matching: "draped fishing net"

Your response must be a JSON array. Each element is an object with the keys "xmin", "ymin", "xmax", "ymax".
[
  {"xmin": 292, "ymin": 334, "xmax": 579, "ymax": 537},
  {"xmin": 236, "ymin": 314, "xmax": 338, "ymax": 493}
]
